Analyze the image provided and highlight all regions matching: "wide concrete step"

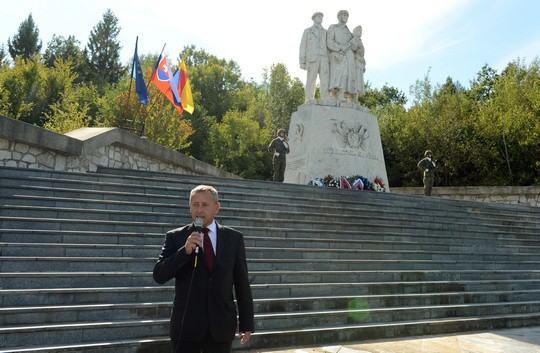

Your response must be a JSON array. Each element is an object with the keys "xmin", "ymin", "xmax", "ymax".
[
  {"xmin": 0, "ymin": 287, "xmax": 175, "ymax": 307},
  {"xmin": 4, "ymin": 282, "xmax": 540, "ymax": 309},
  {"xmin": 0, "ymin": 229, "xmax": 165, "ymax": 246},
  {"xmin": 0, "ymin": 302, "xmax": 172, "ymax": 326},
  {"xmin": 254, "ymin": 301, "xmax": 540, "ymax": 331},
  {"xmin": 3, "ymin": 270, "xmax": 540, "ymax": 291},
  {"xmin": 0, "ymin": 216, "xmax": 169, "ymax": 234},
  {"xmin": 0, "ymin": 272, "xmax": 154, "ymax": 289},
  {"xmin": 0, "ymin": 338, "xmax": 170, "ymax": 353},
  {"xmin": 3, "ymin": 242, "xmax": 540, "ymax": 261},
  {"xmin": 3, "ymin": 256, "xmax": 540, "ymax": 273},
  {"xmin": 0, "ymin": 319, "xmax": 170, "ymax": 348}
]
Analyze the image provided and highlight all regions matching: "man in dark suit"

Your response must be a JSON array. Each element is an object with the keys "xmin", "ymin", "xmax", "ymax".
[{"xmin": 153, "ymin": 185, "xmax": 254, "ymax": 353}]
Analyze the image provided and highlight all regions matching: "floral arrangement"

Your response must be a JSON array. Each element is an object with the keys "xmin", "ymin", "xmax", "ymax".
[{"xmin": 308, "ymin": 174, "xmax": 386, "ymax": 192}]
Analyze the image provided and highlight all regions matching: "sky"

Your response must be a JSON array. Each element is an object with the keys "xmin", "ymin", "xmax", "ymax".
[{"xmin": 2, "ymin": 0, "xmax": 540, "ymax": 102}]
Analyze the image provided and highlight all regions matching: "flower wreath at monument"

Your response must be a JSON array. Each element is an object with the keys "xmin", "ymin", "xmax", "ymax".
[{"xmin": 307, "ymin": 175, "xmax": 386, "ymax": 192}]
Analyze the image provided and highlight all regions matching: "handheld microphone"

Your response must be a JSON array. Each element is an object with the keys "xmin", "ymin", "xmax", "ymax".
[{"xmin": 194, "ymin": 217, "xmax": 203, "ymax": 255}]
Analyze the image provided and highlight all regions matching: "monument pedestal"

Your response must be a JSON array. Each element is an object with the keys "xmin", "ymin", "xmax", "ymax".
[{"xmin": 284, "ymin": 100, "xmax": 389, "ymax": 191}]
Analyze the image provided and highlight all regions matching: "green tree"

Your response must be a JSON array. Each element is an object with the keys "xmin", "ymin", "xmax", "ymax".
[
  {"xmin": 0, "ymin": 56, "xmax": 42, "ymax": 123},
  {"xmin": 468, "ymin": 64, "xmax": 499, "ymax": 103},
  {"xmin": 7, "ymin": 13, "xmax": 42, "ymax": 60},
  {"xmin": 208, "ymin": 110, "xmax": 266, "ymax": 178},
  {"xmin": 475, "ymin": 58, "xmax": 540, "ymax": 185},
  {"xmin": 262, "ymin": 63, "xmax": 304, "ymax": 134},
  {"xmin": 44, "ymin": 89, "xmax": 91, "ymax": 134},
  {"xmin": 359, "ymin": 83, "xmax": 407, "ymax": 110},
  {"xmin": 180, "ymin": 47, "xmax": 246, "ymax": 162},
  {"xmin": 84, "ymin": 9, "xmax": 124, "ymax": 87},
  {"xmin": 43, "ymin": 35, "xmax": 86, "ymax": 76},
  {"xmin": 372, "ymin": 95, "xmax": 408, "ymax": 186}
]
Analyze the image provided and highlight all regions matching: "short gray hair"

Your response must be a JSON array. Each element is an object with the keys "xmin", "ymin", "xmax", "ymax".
[{"xmin": 190, "ymin": 185, "xmax": 219, "ymax": 203}]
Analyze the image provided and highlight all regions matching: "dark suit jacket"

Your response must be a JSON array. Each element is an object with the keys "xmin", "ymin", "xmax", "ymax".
[{"xmin": 153, "ymin": 222, "xmax": 255, "ymax": 342}]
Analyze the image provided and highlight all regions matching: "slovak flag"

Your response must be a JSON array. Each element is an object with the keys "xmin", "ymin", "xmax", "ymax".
[{"xmin": 150, "ymin": 55, "xmax": 183, "ymax": 114}]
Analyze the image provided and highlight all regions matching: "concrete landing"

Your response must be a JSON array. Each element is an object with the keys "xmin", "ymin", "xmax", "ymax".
[{"xmin": 243, "ymin": 326, "xmax": 540, "ymax": 353}]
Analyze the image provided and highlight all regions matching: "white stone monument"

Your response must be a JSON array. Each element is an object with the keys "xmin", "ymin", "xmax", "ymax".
[
  {"xmin": 283, "ymin": 101, "xmax": 389, "ymax": 191},
  {"xmin": 285, "ymin": 10, "xmax": 389, "ymax": 190}
]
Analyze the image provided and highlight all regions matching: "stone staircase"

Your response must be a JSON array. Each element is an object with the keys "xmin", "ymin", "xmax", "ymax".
[{"xmin": 1, "ymin": 165, "xmax": 539, "ymax": 352}]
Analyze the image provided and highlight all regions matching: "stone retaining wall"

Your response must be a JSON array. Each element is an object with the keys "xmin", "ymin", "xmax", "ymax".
[{"xmin": 0, "ymin": 114, "xmax": 239, "ymax": 179}]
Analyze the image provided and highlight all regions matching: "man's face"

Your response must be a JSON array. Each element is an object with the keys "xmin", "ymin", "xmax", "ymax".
[
  {"xmin": 278, "ymin": 131, "xmax": 285, "ymax": 138},
  {"xmin": 189, "ymin": 191, "xmax": 220, "ymax": 227},
  {"xmin": 314, "ymin": 15, "xmax": 323, "ymax": 24}
]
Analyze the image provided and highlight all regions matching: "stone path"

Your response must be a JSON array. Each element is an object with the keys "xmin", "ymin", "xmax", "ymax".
[{"xmin": 242, "ymin": 326, "xmax": 540, "ymax": 353}]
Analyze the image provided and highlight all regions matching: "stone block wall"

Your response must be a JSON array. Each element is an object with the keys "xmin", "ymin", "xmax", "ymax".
[
  {"xmin": 392, "ymin": 186, "xmax": 540, "ymax": 207},
  {"xmin": 0, "ymin": 115, "xmax": 238, "ymax": 179}
]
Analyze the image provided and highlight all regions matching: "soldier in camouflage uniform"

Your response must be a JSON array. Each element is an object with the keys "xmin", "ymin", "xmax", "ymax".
[
  {"xmin": 418, "ymin": 150, "xmax": 437, "ymax": 196},
  {"xmin": 268, "ymin": 129, "xmax": 290, "ymax": 182},
  {"xmin": 417, "ymin": 150, "xmax": 436, "ymax": 196}
]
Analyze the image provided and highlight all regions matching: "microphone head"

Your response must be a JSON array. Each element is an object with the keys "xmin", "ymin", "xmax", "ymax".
[{"xmin": 194, "ymin": 217, "xmax": 203, "ymax": 232}]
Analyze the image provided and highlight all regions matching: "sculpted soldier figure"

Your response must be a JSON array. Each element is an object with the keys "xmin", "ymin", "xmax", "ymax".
[{"xmin": 299, "ymin": 12, "xmax": 330, "ymax": 101}]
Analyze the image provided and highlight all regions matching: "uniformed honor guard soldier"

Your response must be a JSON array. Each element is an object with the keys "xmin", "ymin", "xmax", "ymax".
[
  {"xmin": 268, "ymin": 129, "xmax": 289, "ymax": 182},
  {"xmin": 417, "ymin": 150, "xmax": 436, "ymax": 196}
]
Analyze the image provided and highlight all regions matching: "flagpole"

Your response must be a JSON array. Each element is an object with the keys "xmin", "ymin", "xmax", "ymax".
[
  {"xmin": 178, "ymin": 49, "xmax": 190, "ymax": 66},
  {"xmin": 125, "ymin": 36, "xmax": 138, "ymax": 118}
]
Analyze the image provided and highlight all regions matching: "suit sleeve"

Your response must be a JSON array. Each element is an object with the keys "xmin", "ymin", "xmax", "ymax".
[
  {"xmin": 233, "ymin": 233, "xmax": 255, "ymax": 333},
  {"xmin": 153, "ymin": 227, "xmax": 192, "ymax": 284}
]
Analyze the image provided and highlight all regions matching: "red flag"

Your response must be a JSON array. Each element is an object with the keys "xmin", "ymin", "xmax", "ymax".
[{"xmin": 150, "ymin": 55, "xmax": 183, "ymax": 114}]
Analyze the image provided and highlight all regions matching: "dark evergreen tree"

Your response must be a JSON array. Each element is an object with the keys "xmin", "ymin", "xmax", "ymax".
[
  {"xmin": 84, "ymin": 9, "xmax": 124, "ymax": 87},
  {"xmin": 7, "ymin": 13, "xmax": 42, "ymax": 60}
]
